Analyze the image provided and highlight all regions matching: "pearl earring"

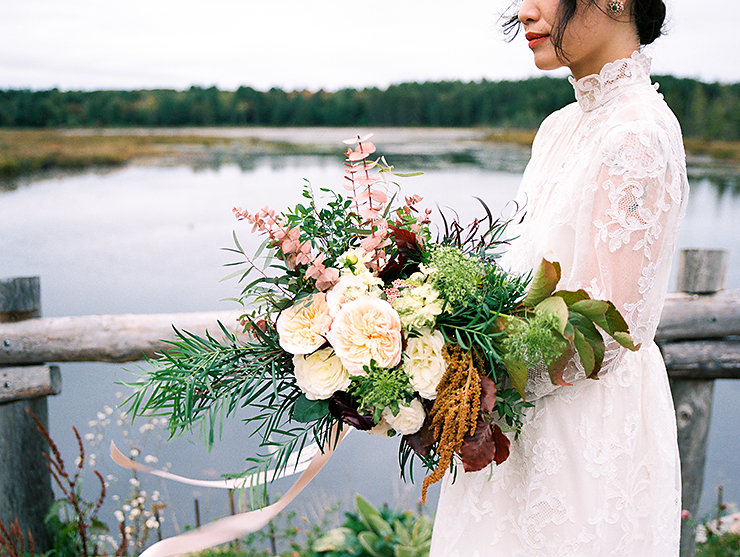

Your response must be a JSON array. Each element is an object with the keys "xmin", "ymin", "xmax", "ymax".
[{"xmin": 607, "ymin": 0, "xmax": 625, "ymax": 17}]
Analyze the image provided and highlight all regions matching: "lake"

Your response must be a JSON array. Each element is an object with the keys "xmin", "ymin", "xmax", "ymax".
[{"xmin": 1, "ymin": 127, "xmax": 738, "ymax": 546}]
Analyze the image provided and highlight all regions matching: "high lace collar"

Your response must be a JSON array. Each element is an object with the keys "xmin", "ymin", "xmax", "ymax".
[{"xmin": 569, "ymin": 51, "xmax": 652, "ymax": 112}]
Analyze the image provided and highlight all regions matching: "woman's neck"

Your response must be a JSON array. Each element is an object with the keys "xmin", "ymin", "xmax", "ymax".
[{"xmin": 568, "ymin": 36, "xmax": 640, "ymax": 80}]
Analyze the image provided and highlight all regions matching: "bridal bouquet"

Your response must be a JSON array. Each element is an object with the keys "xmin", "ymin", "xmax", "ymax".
[{"xmin": 127, "ymin": 134, "xmax": 638, "ymax": 502}]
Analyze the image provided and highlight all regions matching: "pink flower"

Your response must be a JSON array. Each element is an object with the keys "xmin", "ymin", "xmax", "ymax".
[
  {"xmin": 276, "ymin": 293, "xmax": 333, "ymax": 355},
  {"xmin": 681, "ymin": 510, "xmax": 691, "ymax": 521},
  {"xmin": 327, "ymin": 296, "xmax": 402, "ymax": 375}
]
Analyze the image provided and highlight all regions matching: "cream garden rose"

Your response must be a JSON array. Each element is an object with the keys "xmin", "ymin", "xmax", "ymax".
[
  {"xmin": 276, "ymin": 293, "xmax": 333, "ymax": 354},
  {"xmin": 293, "ymin": 348, "xmax": 350, "ymax": 400},
  {"xmin": 326, "ymin": 295, "xmax": 402, "ymax": 375},
  {"xmin": 382, "ymin": 398, "xmax": 425, "ymax": 435},
  {"xmin": 405, "ymin": 329, "xmax": 446, "ymax": 399}
]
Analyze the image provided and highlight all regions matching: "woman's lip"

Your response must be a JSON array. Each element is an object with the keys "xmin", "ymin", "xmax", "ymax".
[{"xmin": 526, "ymin": 33, "xmax": 549, "ymax": 48}]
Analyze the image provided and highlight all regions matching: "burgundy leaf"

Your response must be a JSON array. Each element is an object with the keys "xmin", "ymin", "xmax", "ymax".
[
  {"xmin": 328, "ymin": 392, "xmax": 374, "ymax": 430},
  {"xmin": 403, "ymin": 421, "xmax": 436, "ymax": 457},
  {"xmin": 480, "ymin": 375, "xmax": 497, "ymax": 413},
  {"xmin": 492, "ymin": 423, "xmax": 511, "ymax": 465},
  {"xmin": 377, "ymin": 226, "xmax": 423, "ymax": 281},
  {"xmin": 460, "ymin": 418, "xmax": 496, "ymax": 472}
]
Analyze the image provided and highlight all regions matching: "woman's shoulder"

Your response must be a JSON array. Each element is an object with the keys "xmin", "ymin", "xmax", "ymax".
[
  {"xmin": 531, "ymin": 101, "xmax": 580, "ymax": 149},
  {"xmin": 604, "ymin": 84, "xmax": 684, "ymax": 145}
]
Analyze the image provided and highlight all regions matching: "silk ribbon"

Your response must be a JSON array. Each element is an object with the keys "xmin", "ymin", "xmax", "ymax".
[{"xmin": 110, "ymin": 426, "xmax": 350, "ymax": 556}]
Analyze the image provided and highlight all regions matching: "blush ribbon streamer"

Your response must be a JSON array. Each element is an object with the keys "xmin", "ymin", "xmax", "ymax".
[{"xmin": 110, "ymin": 426, "xmax": 350, "ymax": 557}]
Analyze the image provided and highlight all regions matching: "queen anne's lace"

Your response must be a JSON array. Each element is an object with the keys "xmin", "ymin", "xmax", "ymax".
[{"xmin": 430, "ymin": 52, "xmax": 688, "ymax": 556}]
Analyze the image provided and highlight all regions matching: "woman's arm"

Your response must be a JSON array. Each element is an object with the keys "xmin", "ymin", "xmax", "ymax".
[{"xmin": 525, "ymin": 118, "xmax": 688, "ymax": 401}]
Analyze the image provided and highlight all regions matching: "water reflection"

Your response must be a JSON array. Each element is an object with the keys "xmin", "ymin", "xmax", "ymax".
[{"xmin": 3, "ymin": 146, "xmax": 738, "ymax": 198}]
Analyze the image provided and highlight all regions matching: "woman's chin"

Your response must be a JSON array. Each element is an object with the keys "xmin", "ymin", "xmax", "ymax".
[{"xmin": 532, "ymin": 53, "xmax": 563, "ymax": 71}]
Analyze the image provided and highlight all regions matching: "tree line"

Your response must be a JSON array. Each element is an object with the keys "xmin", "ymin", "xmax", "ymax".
[{"xmin": 1, "ymin": 76, "xmax": 738, "ymax": 140}]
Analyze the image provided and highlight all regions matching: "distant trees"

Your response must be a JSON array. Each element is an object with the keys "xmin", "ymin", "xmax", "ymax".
[{"xmin": 0, "ymin": 77, "xmax": 737, "ymax": 140}]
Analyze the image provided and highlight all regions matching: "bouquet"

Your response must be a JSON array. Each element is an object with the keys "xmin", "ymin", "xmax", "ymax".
[{"xmin": 127, "ymin": 134, "xmax": 638, "ymax": 504}]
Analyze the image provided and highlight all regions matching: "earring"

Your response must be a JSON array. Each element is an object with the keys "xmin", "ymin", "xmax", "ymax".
[{"xmin": 607, "ymin": 0, "xmax": 625, "ymax": 17}]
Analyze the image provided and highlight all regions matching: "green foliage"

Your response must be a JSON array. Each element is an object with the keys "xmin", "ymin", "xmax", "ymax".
[
  {"xmin": 428, "ymin": 247, "xmax": 485, "ymax": 307},
  {"xmin": 123, "ymin": 321, "xmax": 337, "ymax": 505},
  {"xmin": 500, "ymin": 312, "xmax": 569, "ymax": 370},
  {"xmin": 310, "ymin": 495, "xmax": 432, "ymax": 557},
  {"xmin": 349, "ymin": 363, "xmax": 414, "ymax": 422},
  {"xmin": 1, "ymin": 77, "xmax": 737, "ymax": 141},
  {"xmin": 696, "ymin": 532, "xmax": 740, "ymax": 557}
]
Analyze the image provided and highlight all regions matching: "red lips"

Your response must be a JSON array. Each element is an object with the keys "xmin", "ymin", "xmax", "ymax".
[{"xmin": 525, "ymin": 32, "xmax": 549, "ymax": 48}]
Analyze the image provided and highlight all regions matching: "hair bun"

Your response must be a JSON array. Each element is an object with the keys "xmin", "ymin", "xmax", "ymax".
[{"xmin": 634, "ymin": 0, "xmax": 666, "ymax": 45}]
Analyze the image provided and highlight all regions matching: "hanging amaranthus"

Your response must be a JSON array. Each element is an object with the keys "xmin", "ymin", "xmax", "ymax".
[{"xmin": 420, "ymin": 344, "xmax": 483, "ymax": 502}]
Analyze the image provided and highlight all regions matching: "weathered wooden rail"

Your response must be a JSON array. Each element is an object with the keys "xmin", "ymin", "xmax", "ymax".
[{"xmin": 1, "ymin": 249, "xmax": 738, "ymax": 556}]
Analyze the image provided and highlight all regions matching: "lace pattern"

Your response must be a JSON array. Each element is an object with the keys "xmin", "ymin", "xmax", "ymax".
[{"xmin": 430, "ymin": 51, "xmax": 687, "ymax": 556}]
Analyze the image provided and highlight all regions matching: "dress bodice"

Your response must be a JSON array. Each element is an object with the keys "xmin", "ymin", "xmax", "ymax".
[{"xmin": 501, "ymin": 50, "xmax": 689, "ymax": 398}]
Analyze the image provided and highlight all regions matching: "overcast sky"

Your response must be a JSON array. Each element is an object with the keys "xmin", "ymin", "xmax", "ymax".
[{"xmin": 0, "ymin": 0, "xmax": 736, "ymax": 92}]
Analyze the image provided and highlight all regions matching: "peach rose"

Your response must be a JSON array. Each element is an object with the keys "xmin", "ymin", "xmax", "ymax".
[
  {"xmin": 326, "ymin": 295, "xmax": 402, "ymax": 375},
  {"xmin": 276, "ymin": 293, "xmax": 333, "ymax": 354}
]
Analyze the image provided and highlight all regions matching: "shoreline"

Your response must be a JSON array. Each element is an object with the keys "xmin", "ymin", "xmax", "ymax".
[{"xmin": 1, "ymin": 127, "xmax": 738, "ymax": 181}]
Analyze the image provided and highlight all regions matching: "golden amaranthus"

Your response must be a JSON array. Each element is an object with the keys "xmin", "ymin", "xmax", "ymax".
[{"xmin": 420, "ymin": 344, "xmax": 482, "ymax": 502}]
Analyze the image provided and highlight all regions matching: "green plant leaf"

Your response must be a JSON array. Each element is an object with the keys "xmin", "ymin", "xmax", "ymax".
[
  {"xmin": 524, "ymin": 259, "xmax": 561, "ymax": 307},
  {"xmin": 502, "ymin": 357, "xmax": 528, "ymax": 399},
  {"xmin": 292, "ymin": 395, "xmax": 330, "ymax": 423},
  {"xmin": 552, "ymin": 288, "xmax": 590, "ymax": 306},
  {"xmin": 357, "ymin": 532, "xmax": 383, "ymax": 557},
  {"xmin": 355, "ymin": 494, "xmax": 384, "ymax": 531},
  {"xmin": 534, "ymin": 296, "xmax": 569, "ymax": 335},
  {"xmin": 570, "ymin": 299, "xmax": 626, "ymax": 335},
  {"xmin": 568, "ymin": 312, "xmax": 605, "ymax": 377},
  {"xmin": 612, "ymin": 331, "xmax": 640, "ymax": 351}
]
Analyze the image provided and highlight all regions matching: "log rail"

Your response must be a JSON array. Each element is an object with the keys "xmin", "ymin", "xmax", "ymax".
[{"xmin": 0, "ymin": 295, "xmax": 738, "ymax": 371}]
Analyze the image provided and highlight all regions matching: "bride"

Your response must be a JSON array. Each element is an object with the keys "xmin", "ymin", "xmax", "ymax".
[{"xmin": 430, "ymin": 0, "xmax": 688, "ymax": 555}]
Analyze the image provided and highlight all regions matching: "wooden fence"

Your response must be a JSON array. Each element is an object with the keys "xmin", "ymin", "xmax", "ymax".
[{"xmin": 1, "ymin": 249, "xmax": 738, "ymax": 556}]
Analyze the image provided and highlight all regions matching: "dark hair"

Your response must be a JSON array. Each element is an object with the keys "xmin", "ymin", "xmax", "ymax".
[{"xmin": 503, "ymin": 0, "xmax": 666, "ymax": 59}]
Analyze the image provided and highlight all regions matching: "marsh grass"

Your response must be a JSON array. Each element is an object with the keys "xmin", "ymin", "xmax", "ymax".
[
  {"xmin": 0, "ymin": 130, "xmax": 280, "ymax": 178},
  {"xmin": 2, "ymin": 128, "xmax": 737, "ymax": 181}
]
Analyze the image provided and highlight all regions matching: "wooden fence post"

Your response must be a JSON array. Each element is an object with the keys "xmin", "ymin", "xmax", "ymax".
[
  {"xmin": 669, "ymin": 249, "xmax": 728, "ymax": 557},
  {"xmin": 0, "ymin": 277, "xmax": 59, "ymax": 551}
]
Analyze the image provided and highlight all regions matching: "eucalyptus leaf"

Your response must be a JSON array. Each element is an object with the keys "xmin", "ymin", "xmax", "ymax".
[{"xmin": 292, "ymin": 395, "xmax": 330, "ymax": 423}]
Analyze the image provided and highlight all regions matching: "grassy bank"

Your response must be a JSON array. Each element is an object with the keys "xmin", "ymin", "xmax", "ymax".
[
  {"xmin": 1, "ymin": 129, "xmax": 738, "ymax": 180},
  {"xmin": 0, "ymin": 129, "xmax": 296, "ymax": 179}
]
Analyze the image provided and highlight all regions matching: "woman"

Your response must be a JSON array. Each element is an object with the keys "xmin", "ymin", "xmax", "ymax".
[{"xmin": 430, "ymin": 0, "xmax": 688, "ymax": 555}]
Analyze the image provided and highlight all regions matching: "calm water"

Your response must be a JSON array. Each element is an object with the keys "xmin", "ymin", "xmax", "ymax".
[{"xmin": 1, "ymin": 129, "xmax": 739, "ymax": 541}]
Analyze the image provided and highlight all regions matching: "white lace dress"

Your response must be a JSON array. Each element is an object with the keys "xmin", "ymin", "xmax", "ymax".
[{"xmin": 430, "ymin": 52, "xmax": 688, "ymax": 557}]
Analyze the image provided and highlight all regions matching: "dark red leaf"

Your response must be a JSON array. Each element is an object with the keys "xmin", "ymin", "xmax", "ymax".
[
  {"xmin": 460, "ymin": 418, "xmax": 496, "ymax": 472},
  {"xmin": 328, "ymin": 392, "xmax": 374, "ymax": 430},
  {"xmin": 403, "ymin": 421, "xmax": 436, "ymax": 457},
  {"xmin": 492, "ymin": 423, "xmax": 511, "ymax": 465},
  {"xmin": 480, "ymin": 375, "xmax": 497, "ymax": 413}
]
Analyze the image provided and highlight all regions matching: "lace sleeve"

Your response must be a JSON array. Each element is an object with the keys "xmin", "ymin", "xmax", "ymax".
[{"xmin": 525, "ymin": 119, "xmax": 687, "ymax": 401}]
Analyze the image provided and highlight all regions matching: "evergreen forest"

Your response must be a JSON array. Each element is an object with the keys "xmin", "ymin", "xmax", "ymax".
[{"xmin": 1, "ymin": 76, "xmax": 738, "ymax": 141}]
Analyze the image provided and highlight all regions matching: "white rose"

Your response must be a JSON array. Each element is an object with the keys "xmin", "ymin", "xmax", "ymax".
[
  {"xmin": 382, "ymin": 399, "xmax": 425, "ymax": 435},
  {"xmin": 293, "ymin": 348, "xmax": 350, "ymax": 400},
  {"xmin": 405, "ymin": 330, "xmax": 446, "ymax": 399}
]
